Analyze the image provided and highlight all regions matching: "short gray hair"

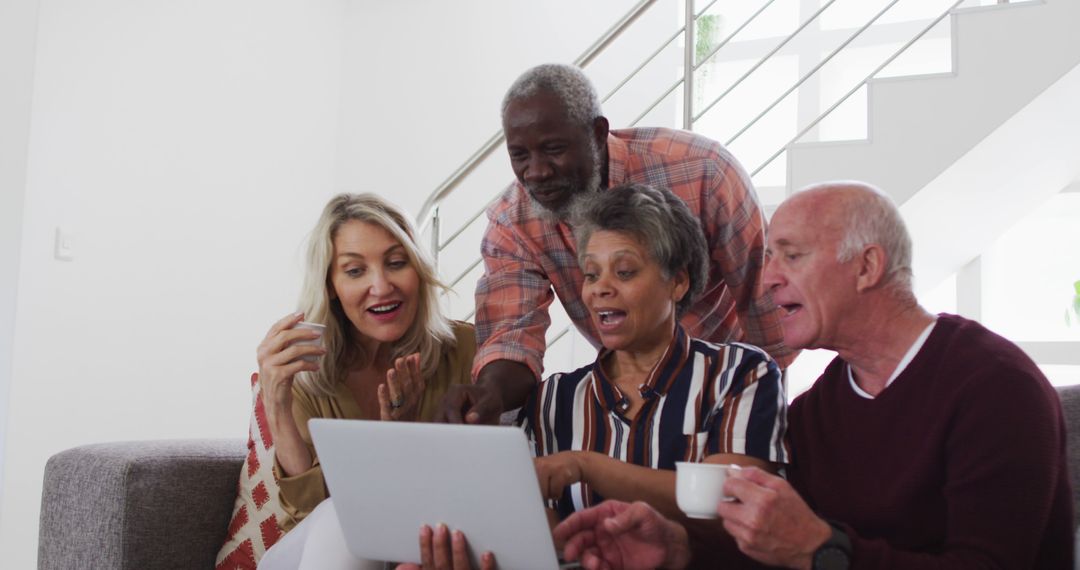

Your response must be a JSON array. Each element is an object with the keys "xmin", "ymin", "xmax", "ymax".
[
  {"xmin": 833, "ymin": 184, "xmax": 913, "ymax": 292},
  {"xmin": 501, "ymin": 63, "xmax": 603, "ymax": 130},
  {"xmin": 572, "ymin": 184, "xmax": 708, "ymax": 316}
]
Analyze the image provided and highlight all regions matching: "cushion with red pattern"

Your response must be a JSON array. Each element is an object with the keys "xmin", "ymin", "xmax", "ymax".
[{"xmin": 214, "ymin": 373, "xmax": 287, "ymax": 570}]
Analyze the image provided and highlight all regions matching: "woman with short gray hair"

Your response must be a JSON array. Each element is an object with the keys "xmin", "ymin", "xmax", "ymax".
[
  {"xmin": 519, "ymin": 183, "xmax": 789, "ymax": 553},
  {"xmin": 571, "ymin": 183, "xmax": 709, "ymax": 317}
]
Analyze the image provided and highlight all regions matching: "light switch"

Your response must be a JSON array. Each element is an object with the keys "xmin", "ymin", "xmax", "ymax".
[{"xmin": 54, "ymin": 227, "xmax": 75, "ymax": 261}]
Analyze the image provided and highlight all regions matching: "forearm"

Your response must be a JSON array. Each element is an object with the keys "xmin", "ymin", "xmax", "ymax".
[
  {"xmin": 579, "ymin": 453, "xmax": 681, "ymax": 519},
  {"xmin": 269, "ymin": 402, "xmax": 313, "ymax": 476},
  {"xmin": 476, "ymin": 360, "xmax": 537, "ymax": 412}
]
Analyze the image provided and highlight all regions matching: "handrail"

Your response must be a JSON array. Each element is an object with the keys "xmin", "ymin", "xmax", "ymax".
[
  {"xmin": 751, "ymin": 0, "xmax": 967, "ymax": 178},
  {"xmin": 600, "ymin": 0, "xmax": 722, "ymax": 109},
  {"xmin": 695, "ymin": 0, "xmax": 780, "ymax": 71},
  {"xmin": 437, "ymin": 194, "xmax": 501, "ymax": 252},
  {"xmin": 576, "ymin": 0, "xmax": 661, "ymax": 69},
  {"xmin": 724, "ymin": 0, "xmax": 903, "ymax": 147},
  {"xmin": 682, "ymin": 0, "xmax": 696, "ymax": 129},
  {"xmin": 627, "ymin": 0, "xmax": 785, "ymax": 127},
  {"xmin": 448, "ymin": 256, "xmax": 484, "ymax": 290},
  {"xmin": 547, "ymin": 324, "xmax": 573, "ymax": 347},
  {"xmin": 416, "ymin": 132, "xmax": 503, "ymax": 236},
  {"xmin": 415, "ymin": 0, "xmax": 659, "ymax": 225},
  {"xmin": 693, "ymin": 0, "xmax": 840, "ymax": 124}
]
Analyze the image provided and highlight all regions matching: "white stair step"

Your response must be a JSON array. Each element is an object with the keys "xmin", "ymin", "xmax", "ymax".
[{"xmin": 788, "ymin": 0, "xmax": 1080, "ymax": 204}]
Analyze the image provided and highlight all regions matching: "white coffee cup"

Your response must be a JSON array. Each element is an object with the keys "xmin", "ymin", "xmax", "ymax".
[
  {"xmin": 675, "ymin": 462, "xmax": 741, "ymax": 519},
  {"xmin": 292, "ymin": 321, "xmax": 326, "ymax": 363}
]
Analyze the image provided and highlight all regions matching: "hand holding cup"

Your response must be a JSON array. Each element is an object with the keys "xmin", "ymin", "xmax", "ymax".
[
  {"xmin": 675, "ymin": 462, "xmax": 741, "ymax": 519},
  {"xmin": 256, "ymin": 312, "xmax": 327, "ymax": 416}
]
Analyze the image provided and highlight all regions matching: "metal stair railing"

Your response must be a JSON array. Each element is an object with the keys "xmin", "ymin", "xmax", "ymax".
[
  {"xmin": 720, "ymin": 0, "xmax": 903, "ymax": 147},
  {"xmin": 748, "ymin": 0, "xmax": 968, "ymax": 181}
]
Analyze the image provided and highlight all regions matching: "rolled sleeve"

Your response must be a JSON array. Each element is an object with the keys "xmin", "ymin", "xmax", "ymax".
[
  {"xmin": 472, "ymin": 210, "xmax": 552, "ymax": 382},
  {"xmin": 274, "ymin": 385, "xmax": 330, "ymax": 532}
]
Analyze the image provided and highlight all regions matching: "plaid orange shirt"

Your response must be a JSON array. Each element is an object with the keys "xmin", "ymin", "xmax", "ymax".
[{"xmin": 473, "ymin": 127, "xmax": 791, "ymax": 381}]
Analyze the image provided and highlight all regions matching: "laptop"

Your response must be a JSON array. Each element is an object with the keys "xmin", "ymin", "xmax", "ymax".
[{"xmin": 309, "ymin": 419, "xmax": 561, "ymax": 569}]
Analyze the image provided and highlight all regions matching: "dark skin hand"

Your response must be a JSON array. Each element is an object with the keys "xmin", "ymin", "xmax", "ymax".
[{"xmin": 435, "ymin": 360, "xmax": 535, "ymax": 424}]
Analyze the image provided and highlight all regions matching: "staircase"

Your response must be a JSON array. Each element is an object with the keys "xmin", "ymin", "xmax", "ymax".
[{"xmin": 786, "ymin": 0, "xmax": 1080, "ymax": 291}]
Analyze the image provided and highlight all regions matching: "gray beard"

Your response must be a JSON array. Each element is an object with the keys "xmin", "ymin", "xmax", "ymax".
[{"xmin": 527, "ymin": 139, "xmax": 604, "ymax": 224}]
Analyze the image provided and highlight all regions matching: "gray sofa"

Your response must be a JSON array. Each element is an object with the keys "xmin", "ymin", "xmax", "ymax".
[{"xmin": 39, "ymin": 386, "xmax": 1080, "ymax": 569}]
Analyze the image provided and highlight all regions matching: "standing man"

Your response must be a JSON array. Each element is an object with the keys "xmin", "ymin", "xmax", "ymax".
[
  {"xmin": 439, "ymin": 63, "xmax": 790, "ymax": 423},
  {"xmin": 553, "ymin": 181, "xmax": 1074, "ymax": 569}
]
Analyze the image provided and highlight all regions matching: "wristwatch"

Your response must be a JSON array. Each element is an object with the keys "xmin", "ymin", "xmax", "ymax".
[{"xmin": 812, "ymin": 522, "xmax": 852, "ymax": 570}]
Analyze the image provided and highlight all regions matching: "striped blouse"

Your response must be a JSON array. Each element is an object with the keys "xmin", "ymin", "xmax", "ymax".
[{"xmin": 518, "ymin": 325, "xmax": 788, "ymax": 518}]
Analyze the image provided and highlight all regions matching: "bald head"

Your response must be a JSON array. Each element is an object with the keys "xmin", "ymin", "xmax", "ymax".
[{"xmin": 779, "ymin": 181, "xmax": 913, "ymax": 293}]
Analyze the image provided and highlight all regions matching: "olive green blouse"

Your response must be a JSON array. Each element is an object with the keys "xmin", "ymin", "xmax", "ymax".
[{"xmin": 275, "ymin": 320, "xmax": 476, "ymax": 532}]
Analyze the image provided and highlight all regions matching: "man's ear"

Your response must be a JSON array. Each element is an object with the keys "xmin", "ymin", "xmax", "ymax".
[
  {"xmin": 856, "ymin": 245, "xmax": 887, "ymax": 292},
  {"xmin": 592, "ymin": 115, "xmax": 609, "ymax": 147}
]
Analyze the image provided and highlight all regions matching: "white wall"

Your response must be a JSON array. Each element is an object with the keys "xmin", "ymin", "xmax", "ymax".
[
  {"xmin": 0, "ymin": 1, "xmax": 346, "ymax": 566},
  {"xmin": 0, "ymin": 0, "xmax": 40, "ymax": 517}
]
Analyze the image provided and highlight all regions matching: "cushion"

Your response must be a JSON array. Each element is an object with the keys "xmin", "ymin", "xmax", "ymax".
[{"xmin": 215, "ymin": 373, "xmax": 287, "ymax": 569}]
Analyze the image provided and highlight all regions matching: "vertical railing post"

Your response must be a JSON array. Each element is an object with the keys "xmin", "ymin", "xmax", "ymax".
[
  {"xmin": 430, "ymin": 205, "xmax": 440, "ymax": 272},
  {"xmin": 683, "ymin": 0, "xmax": 696, "ymax": 130}
]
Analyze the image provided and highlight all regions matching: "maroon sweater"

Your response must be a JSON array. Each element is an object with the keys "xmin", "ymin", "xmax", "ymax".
[{"xmin": 787, "ymin": 314, "xmax": 1073, "ymax": 569}]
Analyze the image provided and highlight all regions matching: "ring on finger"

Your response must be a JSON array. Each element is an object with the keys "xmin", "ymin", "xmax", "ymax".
[{"xmin": 390, "ymin": 396, "xmax": 405, "ymax": 409}]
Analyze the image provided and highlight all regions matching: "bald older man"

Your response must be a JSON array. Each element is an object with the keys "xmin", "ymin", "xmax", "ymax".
[{"xmin": 553, "ymin": 182, "xmax": 1074, "ymax": 569}]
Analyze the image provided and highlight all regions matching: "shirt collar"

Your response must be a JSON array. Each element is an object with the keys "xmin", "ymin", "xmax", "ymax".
[{"xmin": 590, "ymin": 323, "xmax": 693, "ymax": 413}]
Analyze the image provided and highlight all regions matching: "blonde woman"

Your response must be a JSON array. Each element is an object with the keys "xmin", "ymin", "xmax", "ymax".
[{"xmin": 257, "ymin": 193, "xmax": 475, "ymax": 570}]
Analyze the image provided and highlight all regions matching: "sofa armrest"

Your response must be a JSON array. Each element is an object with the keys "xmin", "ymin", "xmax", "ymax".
[
  {"xmin": 39, "ymin": 439, "xmax": 245, "ymax": 570},
  {"xmin": 1057, "ymin": 384, "xmax": 1080, "ymax": 527}
]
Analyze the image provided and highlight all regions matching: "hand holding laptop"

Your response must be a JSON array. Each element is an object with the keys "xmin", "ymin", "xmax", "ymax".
[
  {"xmin": 395, "ymin": 524, "xmax": 495, "ymax": 570},
  {"xmin": 310, "ymin": 420, "xmax": 562, "ymax": 569}
]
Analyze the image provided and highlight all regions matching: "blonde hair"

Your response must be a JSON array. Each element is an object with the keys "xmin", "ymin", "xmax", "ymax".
[{"xmin": 294, "ymin": 193, "xmax": 455, "ymax": 397}]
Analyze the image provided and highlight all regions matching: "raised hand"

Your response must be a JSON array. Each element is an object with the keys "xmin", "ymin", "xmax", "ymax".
[
  {"xmin": 378, "ymin": 353, "xmax": 426, "ymax": 421},
  {"xmin": 256, "ymin": 312, "xmax": 325, "ymax": 422},
  {"xmin": 255, "ymin": 312, "xmax": 325, "ymax": 476}
]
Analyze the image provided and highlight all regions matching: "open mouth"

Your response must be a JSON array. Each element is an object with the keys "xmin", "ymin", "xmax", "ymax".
[
  {"xmin": 779, "ymin": 303, "xmax": 801, "ymax": 317},
  {"xmin": 367, "ymin": 302, "xmax": 403, "ymax": 319},
  {"xmin": 595, "ymin": 309, "xmax": 628, "ymax": 328}
]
